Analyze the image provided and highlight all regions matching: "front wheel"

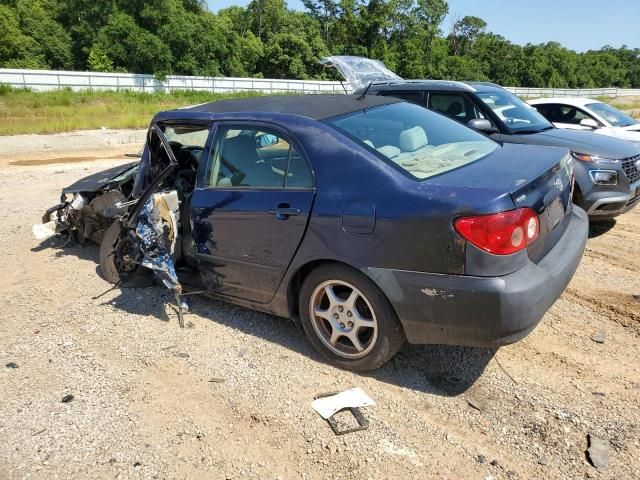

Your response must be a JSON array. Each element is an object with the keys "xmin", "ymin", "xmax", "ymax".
[
  {"xmin": 299, "ymin": 264, "xmax": 405, "ymax": 371},
  {"xmin": 99, "ymin": 220, "xmax": 154, "ymax": 288}
]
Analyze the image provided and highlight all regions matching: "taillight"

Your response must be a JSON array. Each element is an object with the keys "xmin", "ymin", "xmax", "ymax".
[{"xmin": 454, "ymin": 208, "xmax": 540, "ymax": 255}]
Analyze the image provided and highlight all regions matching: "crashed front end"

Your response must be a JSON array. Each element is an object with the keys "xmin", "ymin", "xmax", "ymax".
[{"xmin": 33, "ymin": 162, "xmax": 140, "ymax": 245}]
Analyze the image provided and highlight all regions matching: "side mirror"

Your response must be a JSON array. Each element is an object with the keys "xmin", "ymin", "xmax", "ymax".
[
  {"xmin": 467, "ymin": 119, "xmax": 497, "ymax": 133},
  {"xmin": 256, "ymin": 133, "xmax": 278, "ymax": 148},
  {"xmin": 580, "ymin": 118, "xmax": 599, "ymax": 129}
]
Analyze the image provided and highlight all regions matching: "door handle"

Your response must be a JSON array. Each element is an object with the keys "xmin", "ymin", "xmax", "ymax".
[{"xmin": 269, "ymin": 203, "xmax": 300, "ymax": 220}]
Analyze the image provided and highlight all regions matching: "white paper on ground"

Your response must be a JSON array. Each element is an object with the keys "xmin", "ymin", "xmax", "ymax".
[{"xmin": 311, "ymin": 388, "xmax": 375, "ymax": 420}]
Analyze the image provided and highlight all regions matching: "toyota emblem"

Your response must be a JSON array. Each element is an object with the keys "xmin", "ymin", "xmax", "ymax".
[{"xmin": 554, "ymin": 177, "xmax": 563, "ymax": 191}]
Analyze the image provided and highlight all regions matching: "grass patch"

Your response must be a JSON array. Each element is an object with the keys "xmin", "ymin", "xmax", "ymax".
[{"xmin": 0, "ymin": 87, "xmax": 268, "ymax": 135}]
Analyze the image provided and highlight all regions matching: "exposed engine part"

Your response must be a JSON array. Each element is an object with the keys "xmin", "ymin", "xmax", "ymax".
[
  {"xmin": 90, "ymin": 190, "xmax": 127, "ymax": 218},
  {"xmin": 70, "ymin": 193, "xmax": 86, "ymax": 210}
]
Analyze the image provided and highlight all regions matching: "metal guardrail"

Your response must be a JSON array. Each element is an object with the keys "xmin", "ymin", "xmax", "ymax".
[
  {"xmin": 0, "ymin": 69, "xmax": 347, "ymax": 94},
  {"xmin": 507, "ymin": 87, "xmax": 640, "ymax": 98},
  {"xmin": 1, "ymin": 69, "xmax": 639, "ymax": 98}
]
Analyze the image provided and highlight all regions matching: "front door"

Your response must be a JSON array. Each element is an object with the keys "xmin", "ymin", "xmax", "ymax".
[
  {"xmin": 190, "ymin": 123, "xmax": 315, "ymax": 303},
  {"xmin": 533, "ymin": 103, "xmax": 597, "ymax": 131}
]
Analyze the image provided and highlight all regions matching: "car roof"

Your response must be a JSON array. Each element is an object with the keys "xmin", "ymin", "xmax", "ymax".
[
  {"xmin": 528, "ymin": 97, "xmax": 603, "ymax": 107},
  {"xmin": 365, "ymin": 80, "xmax": 515, "ymax": 95},
  {"xmin": 365, "ymin": 80, "xmax": 477, "ymax": 92},
  {"xmin": 182, "ymin": 94, "xmax": 401, "ymax": 120}
]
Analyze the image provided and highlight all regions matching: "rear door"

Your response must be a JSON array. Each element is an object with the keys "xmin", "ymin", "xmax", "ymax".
[{"xmin": 189, "ymin": 123, "xmax": 315, "ymax": 303}]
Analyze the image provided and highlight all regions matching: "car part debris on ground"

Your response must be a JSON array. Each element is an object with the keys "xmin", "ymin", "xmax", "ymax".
[{"xmin": 312, "ymin": 388, "xmax": 374, "ymax": 435}]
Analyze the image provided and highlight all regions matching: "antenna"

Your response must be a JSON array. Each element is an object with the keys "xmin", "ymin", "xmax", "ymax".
[
  {"xmin": 339, "ymin": 80, "xmax": 348, "ymax": 95},
  {"xmin": 356, "ymin": 81, "xmax": 373, "ymax": 101}
]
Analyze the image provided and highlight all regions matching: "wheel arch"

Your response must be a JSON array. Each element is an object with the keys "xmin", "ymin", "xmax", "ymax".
[{"xmin": 286, "ymin": 259, "xmax": 402, "ymax": 325}]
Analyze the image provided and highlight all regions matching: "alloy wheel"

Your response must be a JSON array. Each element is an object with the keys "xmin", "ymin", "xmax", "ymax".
[{"xmin": 309, "ymin": 279, "xmax": 379, "ymax": 359}]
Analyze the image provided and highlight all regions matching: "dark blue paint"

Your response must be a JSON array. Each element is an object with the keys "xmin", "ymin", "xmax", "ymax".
[{"xmin": 143, "ymin": 103, "xmax": 586, "ymax": 347}]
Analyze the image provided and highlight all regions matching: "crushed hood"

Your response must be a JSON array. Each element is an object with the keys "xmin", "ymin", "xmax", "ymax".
[
  {"xmin": 320, "ymin": 56, "xmax": 402, "ymax": 90},
  {"xmin": 62, "ymin": 162, "xmax": 139, "ymax": 194}
]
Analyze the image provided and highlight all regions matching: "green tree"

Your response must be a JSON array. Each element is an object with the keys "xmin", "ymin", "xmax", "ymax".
[
  {"xmin": 15, "ymin": 0, "xmax": 73, "ymax": 69},
  {"xmin": 448, "ymin": 15, "xmax": 486, "ymax": 56},
  {"xmin": 0, "ymin": 4, "xmax": 46, "ymax": 68},
  {"xmin": 93, "ymin": 11, "xmax": 172, "ymax": 75},
  {"xmin": 87, "ymin": 46, "xmax": 114, "ymax": 72}
]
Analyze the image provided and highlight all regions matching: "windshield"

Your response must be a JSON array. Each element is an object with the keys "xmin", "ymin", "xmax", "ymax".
[
  {"xmin": 326, "ymin": 102, "xmax": 498, "ymax": 180},
  {"xmin": 477, "ymin": 90, "xmax": 553, "ymax": 133},
  {"xmin": 586, "ymin": 102, "xmax": 637, "ymax": 127}
]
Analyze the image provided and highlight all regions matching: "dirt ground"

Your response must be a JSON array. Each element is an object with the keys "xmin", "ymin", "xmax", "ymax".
[
  {"xmin": 0, "ymin": 149, "xmax": 639, "ymax": 479},
  {"xmin": 0, "ymin": 129, "xmax": 146, "ymax": 166}
]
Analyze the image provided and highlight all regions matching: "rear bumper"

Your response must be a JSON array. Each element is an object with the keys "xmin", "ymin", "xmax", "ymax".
[{"xmin": 365, "ymin": 207, "xmax": 588, "ymax": 347}]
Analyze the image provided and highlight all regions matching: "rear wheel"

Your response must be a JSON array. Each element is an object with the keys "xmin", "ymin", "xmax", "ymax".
[
  {"xmin": 99, "ymin": 220, "xmax": 154, "ymax": 288},
  {"xmin": 299, "ymin": 264, "xmax": 405, "ymax": 371}
]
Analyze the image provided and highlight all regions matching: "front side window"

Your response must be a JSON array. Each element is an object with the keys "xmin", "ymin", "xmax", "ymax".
[
  {"xmin": 428, "ymin": 93, "xmax": 477, "ymax": 123},
  {"xmin": 535, "ymin": 104, "xmax": 593, "ymax": 125},
  {"xmin": 586, "ymin": 102, "xmax": 637, "ymax": 127},
  {"xmin": 205, "ymin": 126, "xmax": 312, "ymax": 189},
  {"xmin": 477, "ymin": 90, "xmax": 553, "ymax": 133},
  {"xmin": 325, "ymin": 102, "xmax": 498, "ymax": 180}
]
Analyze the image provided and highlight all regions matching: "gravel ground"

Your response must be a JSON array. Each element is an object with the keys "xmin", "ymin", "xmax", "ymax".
[{"xmin": 1, "ymin": 158, "xmax": 639, "ymax": 480}]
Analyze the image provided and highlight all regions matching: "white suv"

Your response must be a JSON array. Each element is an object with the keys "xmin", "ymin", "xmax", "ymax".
[{"xmin": 529, "ymin": 98, "xmax": 640, "ymax": 144}]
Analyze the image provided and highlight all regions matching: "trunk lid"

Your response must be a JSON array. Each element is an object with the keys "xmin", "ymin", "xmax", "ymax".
[
  {"xmin": 319, "ymin": 56, "xmax": 403, "ymax": 90},
  {"xmin": 429, "ymin": 143, "xmax": 574, "ymax": 256}
]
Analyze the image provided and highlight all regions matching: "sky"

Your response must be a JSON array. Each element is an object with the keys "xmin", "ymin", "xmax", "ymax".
[{"xmin": 206, "ymin": 0, "xmax": 639, "ymax": 52}]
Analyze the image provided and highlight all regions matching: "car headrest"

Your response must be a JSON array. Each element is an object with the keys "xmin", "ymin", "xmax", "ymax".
[
  {"xmin": 399, "ymin": 126, "xmax": 429, "ymax": 152},
  {"xmin": 377, "ymin": 145, "xmax": 401, "ymax": 159},
  {"xmin": 446, "ymin": 101, "xmax": 463, "ymax": 116}
]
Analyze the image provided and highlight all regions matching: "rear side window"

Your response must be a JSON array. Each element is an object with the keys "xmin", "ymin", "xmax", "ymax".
[
  {"xmin": 379, "ymin": 90, "xmax": 423, "ymax": 104},
  {"xmin": 326, "ymin": 102, "xmax": 498, "ymax": 180},
  {"xmin": 205, "ymin": 126, "xmax": 312, "ymax": 189}
]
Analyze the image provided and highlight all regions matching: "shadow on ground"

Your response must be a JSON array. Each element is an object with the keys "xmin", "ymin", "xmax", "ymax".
[
  {"xmin": 37, "ymin": 240, "xmax": 495, "ymax": 397},
  {"xmin": 104, "ymin": 284, "xmax": 495, "ymax": 397},
  {"xmin": 588, "ymin": 218, "xmax": 616, "ymax": 238}
]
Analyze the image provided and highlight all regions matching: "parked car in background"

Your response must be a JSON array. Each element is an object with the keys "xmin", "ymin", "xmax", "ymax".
[
  {"xmin": 322, "ymin": 56, "xmax": 640, "ymax": 220},
  {"xmin": 89, "ymin": 94, "xmax": 586, "ymax": 371},
  {"xmin": 528, "ymin": 97, "xmax": 640, "ymax": 144}
]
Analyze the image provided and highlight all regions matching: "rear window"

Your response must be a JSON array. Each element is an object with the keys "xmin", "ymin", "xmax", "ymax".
[{"xmin": 325, "ymin": 102, "xmax": 498, "ymax": 180}]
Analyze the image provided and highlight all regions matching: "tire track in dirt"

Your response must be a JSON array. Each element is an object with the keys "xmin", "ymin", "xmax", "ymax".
[{"xmin": 564, "ymin": 287, "xmax": 640, "ymax": 333}]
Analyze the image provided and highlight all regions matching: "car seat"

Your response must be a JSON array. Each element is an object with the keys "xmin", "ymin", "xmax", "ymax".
[
  {"xmin": 221, "ymin": 135, "xmax": 282, "ymax": 187},
  {"xmin": 446, "ymin": 101, "xmax": 464, "ymax": 117},
  {"xmin": 399, "ymin": 126, "xmax": 429, "ymax": 152}
]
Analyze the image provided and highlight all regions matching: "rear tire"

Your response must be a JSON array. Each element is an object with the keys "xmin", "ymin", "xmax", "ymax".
[
  {"xmin": 298, "ymin": 264, "xmax": 405, "ymax": 371},
  {"xmin": 99, "ymin": 220, "xmax": 154, "ymax": 288}
]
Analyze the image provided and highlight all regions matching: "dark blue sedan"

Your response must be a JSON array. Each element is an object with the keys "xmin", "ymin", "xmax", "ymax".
[{"xmin": 99, "ymin": 94, "xmax": 588, "ymax": 371}]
